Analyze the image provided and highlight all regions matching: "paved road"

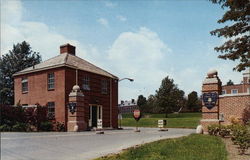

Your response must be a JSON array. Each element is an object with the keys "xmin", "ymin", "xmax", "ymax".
[{"xmin": 1, "ymin": 127, "xmax": 195, "ymax": 160}]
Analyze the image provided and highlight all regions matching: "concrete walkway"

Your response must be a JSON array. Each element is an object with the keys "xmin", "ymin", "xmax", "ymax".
[{"xmin": 1, "ymin": 127, "xmax": 195, "ymax": 160}]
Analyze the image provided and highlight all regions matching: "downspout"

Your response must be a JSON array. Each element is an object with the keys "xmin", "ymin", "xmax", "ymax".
[{"xmin": 110, "ymin": 78, "xmax": 112, "ymax": 128}]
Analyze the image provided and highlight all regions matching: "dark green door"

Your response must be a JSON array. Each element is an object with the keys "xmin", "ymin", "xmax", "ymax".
[{"xmin": 92, "ymin": 106, "xmax": 97, "ymax": 127}]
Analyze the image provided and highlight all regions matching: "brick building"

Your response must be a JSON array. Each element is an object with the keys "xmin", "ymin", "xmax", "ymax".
[
  {"xmin": 13, "ymin": 44, "xmax": 119, "ymax": 130},
  {"xmin": 200, "ymin": 69, "xmax": 250, "ymax": 132},
  {"xmin": 118, "ymin": 99, "xmax": 139, "ymax": 114}
]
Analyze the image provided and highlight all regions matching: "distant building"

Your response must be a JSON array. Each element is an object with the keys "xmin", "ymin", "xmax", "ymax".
[
  {"xmin": 222, "ymin": 69, "xmax": 250, "ymax": 95},
  {"xmin": 118, "ymin": 99, "xmax": 139, "ymax": 114}
]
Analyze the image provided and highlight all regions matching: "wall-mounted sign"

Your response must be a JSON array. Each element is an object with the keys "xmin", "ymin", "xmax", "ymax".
[
  {"xmin": 202, "ymin": 92, "xmax": 218, "ymax": 109},
  {"xmin": 133, "ymin": 109, "xmax": 141, "ymax": 121},
  {"xmin": 68, "ymin": 102, "xmax": 77, "ymax": 114},
  {"xmin": 97, "ymin": 119, "xmax": 103, "ymax": 129}
]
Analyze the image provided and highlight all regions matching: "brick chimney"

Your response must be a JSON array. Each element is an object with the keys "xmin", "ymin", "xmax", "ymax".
[{"xmin": 60, "ymin": 43, "xmax": 75, "ymax": 55}]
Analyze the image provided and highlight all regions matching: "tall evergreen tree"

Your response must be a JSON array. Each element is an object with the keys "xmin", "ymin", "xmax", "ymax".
[
  {"xmin": 187, "ymin": 91, "xmax": 201, "ymax": 112},
  {"xmin": 0, "ymin": 41, "xmax": 41, "ymax": 104},
  {"xmin": 210, "ymin": 0, "xmax": 250, "ymax": 71},
  {"xmin": 137, "ymin": 95, "xmax": 147, "ymax": 113},
  {"xmin": 155, "ymin": 76, "xmax": 185, "ymax": 117}
]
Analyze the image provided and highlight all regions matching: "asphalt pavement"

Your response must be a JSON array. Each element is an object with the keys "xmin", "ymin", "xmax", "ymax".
[{"xmin": 1, "ymin": 127, "xmax": 195, "ymax": 160}]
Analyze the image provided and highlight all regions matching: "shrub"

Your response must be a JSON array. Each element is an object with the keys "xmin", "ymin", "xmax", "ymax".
[
  {"xmin": 55, "ymin": 122, "xmax": 66, "ymax": 132},
  {"xmin": 39, "ymin": 121, "xmax": 53, "ymax": 131},
  {"xmin": 231, "ymin": 124, "xmax": 250, "ymax": 154},
  {"xmin": 0, "ymin": 105, "xmax": 26, "ymax": 126},
  {"xmin": 218, "ymin": 125, "xmax": 231, "ymax": 137},
  {"xmin": 0, "ymin": 124, "xmax": 12, "ymax": 131},
  {"xmin": 12, "ymin": 122, "xmax": 28, "ymax": 132},
  {"xmin": 208, "ymin": 124, "xmax": 220, "ymax": 136},
  {"xmin": 242, "ymin": 105, "xmax": 250, "ymax": 125},
  {"xmin": 229, "ymin": 116, "xmax": 241, "ymax": 125}
]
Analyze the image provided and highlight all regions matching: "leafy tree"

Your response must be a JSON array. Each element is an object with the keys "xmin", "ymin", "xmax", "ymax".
[
  {"xmin": 210, "ymin": 0, "xmax": 250, "ymax": 71},
  {"xmin": 187, "ymin": 91, "xmax": 201, "ymax": 112},
  {"xmin": 226, "ymin": 79, "xmax": 234, "ymax": 85},
  {"xmin": 155, "ymin": 76, "xmax": 185, "ymax": 117},
  {"xmin": 137, "ymin": 95, "xmax": 147, "ymax": 113},
  {"xmin": 147, "ymin": 94, "xmax": 159, "ymax": 113},
  {"xmin": 0, "ymin": 41, "xmax": 41, "ymax": 104}
]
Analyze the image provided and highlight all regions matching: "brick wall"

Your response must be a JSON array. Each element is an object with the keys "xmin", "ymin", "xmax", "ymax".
[
  {"xmin": 219, "ymin": 94, "xmax": 250, "ymax": 125},
  {"xmin": 14, "ymin": 67, "xmax": 66, "ymax": 123}
]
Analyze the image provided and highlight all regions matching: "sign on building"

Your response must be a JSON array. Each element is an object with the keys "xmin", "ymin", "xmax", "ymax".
[{"xmin": 97, "ymin": 119, "xmax": 103, "ymax": 129}]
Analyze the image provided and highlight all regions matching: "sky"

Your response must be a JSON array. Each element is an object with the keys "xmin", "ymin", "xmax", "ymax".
[{"xmin": 1, "ymin": 0, "xmax": 243, "ymax": 101}]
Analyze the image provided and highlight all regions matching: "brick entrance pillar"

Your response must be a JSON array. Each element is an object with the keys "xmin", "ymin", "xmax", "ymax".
[
  {"xmin": 200, "ymin": 70, "xmax": 222, "ymax": 132},
  {"xmin": 67, "ymin": 85, "xmax": 87, "ymax": 131}
]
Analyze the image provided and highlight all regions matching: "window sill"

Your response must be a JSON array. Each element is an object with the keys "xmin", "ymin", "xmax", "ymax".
[
  {"xmin": 22, "ymin": 91, "xmax": 28, "ymax": 94},
  {"xmin": 48, "ymin": 88, "xmax": 55, "ymax": 91}
]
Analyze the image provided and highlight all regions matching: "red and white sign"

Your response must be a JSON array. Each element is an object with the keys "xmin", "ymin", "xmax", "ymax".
[{"xmin": 133, "ymin": 109, "xmax": 141, "ymax": 119}]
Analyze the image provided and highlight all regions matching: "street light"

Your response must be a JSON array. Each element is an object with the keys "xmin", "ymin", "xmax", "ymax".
[
  {"xmin": 118, "ymin": 77, "xmax": 134, "ymax": 129},
  {"xmin": 119, "ymin": 78, "xmax": 134, "ymax": 82}
]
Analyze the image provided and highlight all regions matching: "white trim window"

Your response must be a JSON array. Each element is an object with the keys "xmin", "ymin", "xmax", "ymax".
[
  {"xmin": 82, "ymin": 76, "xmax": 90, "ymax": 90},
  {"xmin": 222, "ymin": 90, "xmax": 226, "ymax": 95},
  {"xmin": 47, "ymin": 102, "xmax": 55, "ymax": 119},
  {"xmin": 231, "ymin": 89, "xmax": 238, "ymax": 94},
  {"xmin": 21, "ymin": 77, "xmax": 28, "ymax": 93},
  {"xmin": 101, "ymin": 79, "xmax": 108, "ymax": 94},
  {"xmin": 48, "ymin": 73, "xmax": 55, "ymax": 90}
]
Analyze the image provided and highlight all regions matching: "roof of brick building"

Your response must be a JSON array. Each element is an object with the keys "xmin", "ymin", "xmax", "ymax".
[{"xmin": 13, "ymin": 53, "xmax": 118, "ymax": 79}]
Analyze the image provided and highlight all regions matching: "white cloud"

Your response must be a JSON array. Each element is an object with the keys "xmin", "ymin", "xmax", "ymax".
[
  {"xmin": 116, "ymin": 15, "xmax": 127, "ymax": 22},
  {"xmin": 105, "ymin": 27, "xmax": 172, "ymax": 99},
  {"xmin": 104, "ymin": 1, "xmax": 116, "ymax": 8},
  {"xmin": 97, "ymin": 18, "xmax": 109, "ymax": 27}
]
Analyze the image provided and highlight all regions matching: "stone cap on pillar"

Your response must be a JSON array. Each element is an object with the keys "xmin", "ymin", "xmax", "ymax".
[
  {"xmin": 69, "ymin": 85, "xmax": 84, "ymax": 97},
  {"xmin": 203, "ymin": 69, "xmax": 221, "ymax": 84}
]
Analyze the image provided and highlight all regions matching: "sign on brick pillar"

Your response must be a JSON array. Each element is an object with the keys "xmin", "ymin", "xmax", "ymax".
[
  {"xmin": 67, "ymin": 85, "xmax": 87, "ymax": 132},
  {"xmin": 200, "ymin": 70, "xmax": 222, "ymax": 132}
]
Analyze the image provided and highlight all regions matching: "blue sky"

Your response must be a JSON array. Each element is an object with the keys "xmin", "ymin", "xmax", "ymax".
[{"xmin": 1, "ymin": 0, "xmax": 243, "ymax": 101}]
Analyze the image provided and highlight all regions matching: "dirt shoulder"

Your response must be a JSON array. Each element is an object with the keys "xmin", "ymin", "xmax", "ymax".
[{"xmin": 222, "ymin": 138, "xmax": 250, "ymax": 160}]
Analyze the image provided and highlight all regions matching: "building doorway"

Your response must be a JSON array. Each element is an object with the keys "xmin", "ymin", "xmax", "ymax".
[{"xmin": 89, "ymin": 105, "xmax": 102, "ymax": 128}]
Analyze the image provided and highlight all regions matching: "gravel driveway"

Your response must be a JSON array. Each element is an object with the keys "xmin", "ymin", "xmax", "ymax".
[{"xmin": 1, "ymin": 127, "xmax": 195, "ymax": 160}]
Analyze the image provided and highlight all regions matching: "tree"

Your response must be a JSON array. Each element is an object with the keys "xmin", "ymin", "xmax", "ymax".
[
  {"xmin": 209, "ymin": 0, "xmax": 250, "ymax": 71},
  {"xmin": 0, "ymin": 41, "xmax": 41, "ymax": 104},
  {"xmin": 155, "ymin": 76, "xmax": 185, "ymax": 117},
  {"xmin": 187, "ymin": 91, "xmax": 202, "ymax": 112},
  {"xmin": 147, "ymin": 94, "xmax": 159, "ymax": 113},
  {"xmin": 137, "ymin": 95, "xmax": 147, "ymax": 113},
  {"xmin": 226, "ymin": 79, "xmax": 234, "ymax": 85}
]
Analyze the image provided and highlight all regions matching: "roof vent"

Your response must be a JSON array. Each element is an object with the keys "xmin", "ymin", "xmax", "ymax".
[{"xmin": 60, "ymin": 43, "xmax": 75, "ymax": 55}]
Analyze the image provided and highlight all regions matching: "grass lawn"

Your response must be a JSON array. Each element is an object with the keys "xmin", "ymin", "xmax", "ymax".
[
  {"xmin": 120, "ymin": 112, "xmax": 201, "ymax": 128},
  {"xmin": 95, "ymin": 134, "xmax": 228, "ymax": 160}
]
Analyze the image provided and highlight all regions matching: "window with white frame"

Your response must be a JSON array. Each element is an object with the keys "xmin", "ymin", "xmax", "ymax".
[
  {"xmin": 82, "ymin": 76, "xmax": 90, "ymax": 90},
  {"xmin": 222, "ymin": 90, "xmax": 226, "ymax": 95},
  {"xmin": 22, "ymin": 77, "xmax": 28, "ymax": 93},
  {"xmin": 101, "ymin": 79, "xmax": 108, "ymax": 94},
  {"xmin": 48, "ymin": 73, "xmax": 55, "ymax": 89},
  {"xmin": 47, "ymin": 102, "xmax": 55, "ymax": 119},
  {"xmin": 231, "ymin": 89, "xmax": 238, "ymax": 94}
]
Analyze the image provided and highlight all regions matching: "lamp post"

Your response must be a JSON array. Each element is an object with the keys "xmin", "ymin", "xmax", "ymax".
[
  {"xmin": 119, "ymin": 78, "xmax": 134, "ymax": 82},
  {"xmin": 118, "ymin": 77, "xmax": 134, "ymax": 129}
]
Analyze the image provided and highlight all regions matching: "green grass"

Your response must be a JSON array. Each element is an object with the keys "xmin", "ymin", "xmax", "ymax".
[
  {"xmin": 95, "ymin": 134, "xmax": 228, "ymax": 160},
  {"xmin": 120, "ymin": 112, "xmax": 201, "ymax": 128}
]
